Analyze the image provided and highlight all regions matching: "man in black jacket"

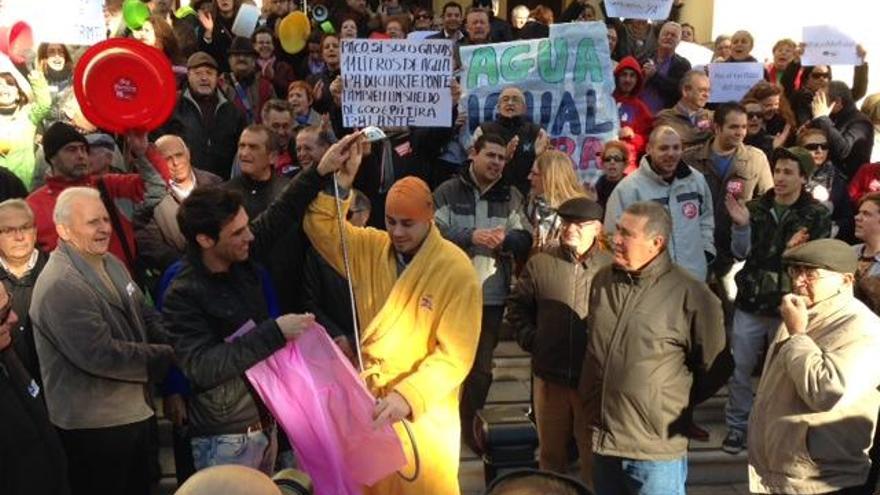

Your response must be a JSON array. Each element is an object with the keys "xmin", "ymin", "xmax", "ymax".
[
  {"xmin": 161, "ymin": 134, "xmax": 362, "ymax": 473},
  {"xmin": 160, "ymin": 52, "xmax": 246, "ymax": 179},
  {"xmin": 808, "ymin": 81, "xmax": 875, "ymax": 180},
  {"xmin": 505, "ymin": 197, "xmax": 611, "ymax": 489},
  {"xmin": 639, "ymin": 22, "xmax": 691, "ymax": 114},
  {"xmin": 0, "ymin": 283, "xmax": 69, "ymax": 495}
]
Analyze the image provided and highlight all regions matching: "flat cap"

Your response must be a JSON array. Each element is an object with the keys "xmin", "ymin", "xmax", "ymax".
[
  {"xmin": 187, "ymin": 51, "xmax": 218, "ymax": 70},
  {"xmin": 557, "ymin": 197, "xmax": 603, "ymax": 223},
  {"xmin": 783, "ymin": 238, "xmax": 858, "ymax": 274}
]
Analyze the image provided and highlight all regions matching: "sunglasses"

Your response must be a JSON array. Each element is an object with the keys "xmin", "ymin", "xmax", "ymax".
[
  {"xmin": 803, "ymin": 142, "xmax": 829, "ymax": 151},
  {"xmin": 810, "ymin": 72, "xmax": 831, "ymax": 80},
  {"xmin": 746, "ymin": 111, "xmax": 763, "ymax": 119},
  {"xmin": 603, "ymin": 155, "xmax": 626, "ymax": 163}
]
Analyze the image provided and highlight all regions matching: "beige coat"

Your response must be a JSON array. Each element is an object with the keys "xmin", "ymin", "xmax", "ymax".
[{"xmin": 748, "ymin": 291, "xmax": 880, "ymax": 494}]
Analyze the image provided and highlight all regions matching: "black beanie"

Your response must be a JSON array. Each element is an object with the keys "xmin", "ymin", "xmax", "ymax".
[{"xmin": 43, "ymin": 122, "xmax": 88, "ymax": 161}]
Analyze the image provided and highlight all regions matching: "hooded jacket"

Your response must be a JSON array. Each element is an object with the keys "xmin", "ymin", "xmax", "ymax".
[
  {"xmin": 613, "ymin": 56, "xmax": 654, "ymax": 169},
  {"xmin": 604, "ymin": 157, "xmax": 715, "ymax": 281}
]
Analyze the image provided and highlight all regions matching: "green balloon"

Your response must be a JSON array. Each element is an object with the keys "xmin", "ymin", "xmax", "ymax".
[{"xmin": 122, "ymin": 0, "xmax": 151, "ymax": 31}]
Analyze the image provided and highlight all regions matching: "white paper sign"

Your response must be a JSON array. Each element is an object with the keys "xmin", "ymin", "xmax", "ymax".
[
  {"xmin": 341, "ymin": 39, "xmax": 453, "ymax": 128},
  {"xmin": 708, "ymin": 62, "xmax": 764, "ymax": 103},
  {"xmin": 1, "ymin": 0, "xmax": 106, "ymax": 46},
  {"xmin": 407, "ymin": 30, "xmax": 440, "ymax": 42},
  {"xmin": 802, "ymin": 25, "xmax": 861, "ymax": 66},
  {"xmin": 677, "ymin": 41, "xmax": 715, "ymax": 67},
  {"xmin": 604, "ymin": 0, "xmax": 674, "ymax": 20}
]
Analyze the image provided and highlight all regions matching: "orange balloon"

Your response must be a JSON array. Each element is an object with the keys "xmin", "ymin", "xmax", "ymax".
[{"xmin": 278, "ymin": 11, "xmax": 311, "ymax": 54}]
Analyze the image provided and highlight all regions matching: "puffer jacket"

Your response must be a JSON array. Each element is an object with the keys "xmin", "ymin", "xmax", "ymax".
[
  {"xmin": 748, "ymin": 292, "xmax": 880, "ymax": 494},
  {"xmin": 433, "ymin": 167, "xmax": 532, "ymax": 306},
  {"xmin": 161, "ymin": 166, "xmax": 326, "ymax": 436},
  {"xmin": 682, "ymin": 140, "xmax": 773, "ymax": 273},
  {"xmin": 613, "ymin": 56, "xmax": 654, "ymax": 169},
  {"xmin": 605, "ymin": 156, "xmax": 715, "ymax": 281},
  {"xmin": 732, "ymin": 190, "xmax": 832, "ymax": 316},
  {"xmin": 580, "ymin": 253, "xmax": 727, "ymax": 460},
  {"xmin": 506, "ymin": 243, "xmax": 611, "ymax": 388}
]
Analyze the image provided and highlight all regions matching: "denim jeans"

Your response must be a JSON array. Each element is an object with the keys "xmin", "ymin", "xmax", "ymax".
[
  {"xmin": 593, "ymin": 454, "xmax": 687, "ymax": 495},
  {"xmin": 725, "ymin": 309, "xmax": 781, "ymax": 433},
  {"xmin": 191, "ymin": 425, "xmax": 277, "ymax": 475}
]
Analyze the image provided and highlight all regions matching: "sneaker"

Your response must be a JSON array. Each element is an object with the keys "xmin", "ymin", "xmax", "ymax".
[{"xmin": 721, "ymin": 429, "xmax": 746, "ymax": 454}]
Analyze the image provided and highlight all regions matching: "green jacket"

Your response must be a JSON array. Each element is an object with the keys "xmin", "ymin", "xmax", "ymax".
[
  {"xmin": 0, "ymin": 72, "xmax": 51, "ymax": 190},
  {"xmin": 732, "ymin": 190, "xmax": 832, "ymax": 315}
]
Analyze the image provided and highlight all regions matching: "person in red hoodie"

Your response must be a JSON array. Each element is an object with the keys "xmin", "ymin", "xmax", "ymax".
[
  {"xmin": 613, "ymin": 56, "xmax": 653, "ymax": 174},
  {"xmin": 26, "ymin": 122, "xmax": 170, "ymax": 276}
]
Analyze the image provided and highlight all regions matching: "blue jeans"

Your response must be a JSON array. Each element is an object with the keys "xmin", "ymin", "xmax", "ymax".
[
  {"xmin": 191, "ymin": 425, "xmax": 277, "ymax": 475},
  {"xmin": 725, "ymin": 309, "xmax": 781, "ymax": 433},
  {"xmin": 593, "ymin": 454, "xmax": 687, "ymax": 495}
]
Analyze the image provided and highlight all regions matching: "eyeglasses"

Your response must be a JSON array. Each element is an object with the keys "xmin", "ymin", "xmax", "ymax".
[
  {"xmin": 0, "ymin": 224, "xmax": 34, "ymax": 236},
  {"xmin": 803, "ymin": 142, "xmax": 829, "ymax": 151},
  {"xmin": 746, "ymin": 111, "xmax": 763, "ymax": 120},
  {"xmin": 810, "ymin": 72, "xmax": 831, "ymax": 80},
  {"xmin": 786, "ymin": 266, "xmax": 832, "ymax": 281},
  {"xmin": 603, "ymin": 155, "xmax": 626, "ymax": 163}
]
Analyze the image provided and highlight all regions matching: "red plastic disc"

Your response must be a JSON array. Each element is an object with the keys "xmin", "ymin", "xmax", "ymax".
[{"xmin": 74, "ymin": 38, "xmax": 177, "ymax": 134}]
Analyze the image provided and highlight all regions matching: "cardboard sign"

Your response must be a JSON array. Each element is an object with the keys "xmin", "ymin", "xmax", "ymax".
[
  {"xmin": 802, "ymin": 25, "xmax": 861, "ymax": 66},
  {"xmin": 340, "ymin": 39, "xmax": 454, "ymax": 128},
  {"xmin": 604, "ymin": 0, "xmax": 674, "ymax": 21},
  {"xmin": 708, "ymin": 62, "xmax": 764, "ymax": 103},
  {"xmin": 460, "ymin": 22, "xmax": 619, "ymax": 183}
]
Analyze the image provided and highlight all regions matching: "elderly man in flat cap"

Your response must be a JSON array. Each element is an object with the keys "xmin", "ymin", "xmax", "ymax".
[
  {"xmin": 505, "ymin": 197, "xmax": 611, "ymax": 488},
  {"xmin": 748, "ymin": 238, "xmax": 880, "ymax": 495}
]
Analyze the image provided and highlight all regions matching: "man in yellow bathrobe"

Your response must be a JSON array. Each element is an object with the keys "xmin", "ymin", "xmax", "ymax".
[{"xmin": 303, "ymin": 134, "xmax": 483, "ymax": 495}]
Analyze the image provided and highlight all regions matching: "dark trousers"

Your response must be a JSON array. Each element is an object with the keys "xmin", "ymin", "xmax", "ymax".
[
  {"xmin": 58, "ymin": 418, "xmax": 152, "ymax": 495},
  {"xmin": 460, "ymin": 305, "xmax": 504, "ymax": 449}
]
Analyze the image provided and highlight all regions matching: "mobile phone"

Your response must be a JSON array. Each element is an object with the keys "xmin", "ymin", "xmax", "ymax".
[{"xmin": 362, "ymin": 126, "xmax": 387, "ymax": 142}]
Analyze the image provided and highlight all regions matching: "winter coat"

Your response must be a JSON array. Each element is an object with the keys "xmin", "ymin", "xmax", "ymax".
[
  {"xmin": 682, "ymin": 140, "xmax": 773, "ymax": 273},
  {"xmin": 748, "ymin": 292, "xmax": 880, "ymax": 494},
  {"xmin": 506, "ymin": 243, "xmax": 611, "ymax": 388},
  {"xmin": 580, "ymin": 252, "xmax": 727, "ymax": 460},
  {"xmin": 810, "ymin": 106, "xmax": 874, "ymax": 180},
  {"xmin": 605, "ymin": 157, "xmax": 715, "ymax": 281},
  {"xmin": 0, "ymin": 250, "xmax": 49, "ymax": 382},
  {"xmin": 614, "ymin": 56, "xmax": 654, "ymax": 168},
  {"xmin": 731, "ymin": 190, "xmax": 832, "ymax": 316},
  {"xmin": 433, "ymin": 168, "xmax": 532, "ymax": 306},
  {"xmin": 219, "ymin": 73, "xmax": 277, "ymax": 125},
  {"xmin": 162, "ymin": 166, "xmax": 326, "ymax": 437},
  {"xmin": 30, "ymin": 242, "xmax": 174, "ymax": 429},
  {"xmin": 0, "ymin": 73, "xmax": 51, "ymax": 189},
  {"xmin": 653, "ymin": 102, "xmax": 714, "ymax": 149},
  {"xmin": 638, "ymin": 51, "xmax": 692, "ymax": 112},
  {"xmin": 160, "ymin": 88, "xmax": 246, "ymax": 179}
]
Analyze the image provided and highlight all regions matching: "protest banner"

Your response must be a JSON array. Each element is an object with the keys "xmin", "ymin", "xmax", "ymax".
[
  {"xmin": 802, "ymin": 25, "xmax": 861, "ymax": 66},
  {"xmin": 340, "ymin": 38, "xmax": 453, "ymax": 128},
  {"xmin": 708, "ymin": 62, "xmax": 764, "ymax": 103},
  {"xmin": 604, "ymin": 0, "xmax": 674, "ymax": 21},
  {"xmin": 460, "ymin": 22, "xmax": 619, "ymax": 183},
  {"xmin": 0, "ymin": 0, "xmax": 105, "ymax": 46}
]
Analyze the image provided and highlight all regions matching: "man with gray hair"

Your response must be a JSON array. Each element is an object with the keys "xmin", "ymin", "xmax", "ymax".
[
  {"xmin": 30, "ymin": 186, "xmax": 174, "ymax": 495},
  {"xmin": 639, "ymin": 21, "xmax": 692, "ymax": 113},
  {"xmin": 581, "ymin": 201, "xmax": 727, "ymax": 495}
]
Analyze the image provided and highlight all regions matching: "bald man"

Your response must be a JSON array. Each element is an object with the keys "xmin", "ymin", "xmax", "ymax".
[
  {"xmin": 175, "ymin": 465, "xmax": 281, "ymax": 495},
  {"xmin": 135, "ymin": 135, "xmax": 222, "ymax": 275}
]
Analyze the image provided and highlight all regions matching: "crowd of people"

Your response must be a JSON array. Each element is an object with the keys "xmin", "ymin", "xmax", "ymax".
[{"xmin": 2, "ymin": 0, "xmax": 880, "ymax": 494}]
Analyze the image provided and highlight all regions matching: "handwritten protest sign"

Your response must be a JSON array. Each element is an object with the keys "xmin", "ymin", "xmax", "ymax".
[
  {"xmin": 340, "ymin": 39, "xmax": 453, "ymax": 128},
  {"xmin": 802, "ymin": 25, "xmax": 861, "ymax": 66},
  {"xmin": 708, "ymin": 62, "xmax": 764, "ymax": 103},
  {"xmin": 604, "ymin": 0, "xmax": 674, "ymax": 21},
  {"xmin": 460, "ymin": 22, "xmax": 619, "ymax": 183},
  {"xmin": 1, "ymin": 0, "xmax": 105, "ymax": 45}
]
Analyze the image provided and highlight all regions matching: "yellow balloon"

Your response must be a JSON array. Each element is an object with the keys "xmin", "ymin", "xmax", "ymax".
[{"xmin": 278, "ymin": 11, "xmax": 311, "ymax": 54}]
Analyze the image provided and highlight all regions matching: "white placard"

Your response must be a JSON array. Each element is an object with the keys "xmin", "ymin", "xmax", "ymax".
[
  {"xmin": 802, "ymin": 25, "xmax": 861, "ymax": 66},
  {"xmin": 1, "ymin": 0, "xmax": 106, "ymax": 46},
  {"xmin": 340, "ymin": 39, "xmax": 453, "ymax": 128},
  {"xmin": 407, "ymin": 30, "xmax": 440, "ymax": 42},
  {"xmin": 676, "ymin": 41, "xmax": 714, "ymax": 67},
  {"xmin": 604, "ymin": 0, "xmax": 674, "ymax": 21},
  {"xmin": 708, "ymin": 62, "xmax": 764, "ymax": 103}
]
